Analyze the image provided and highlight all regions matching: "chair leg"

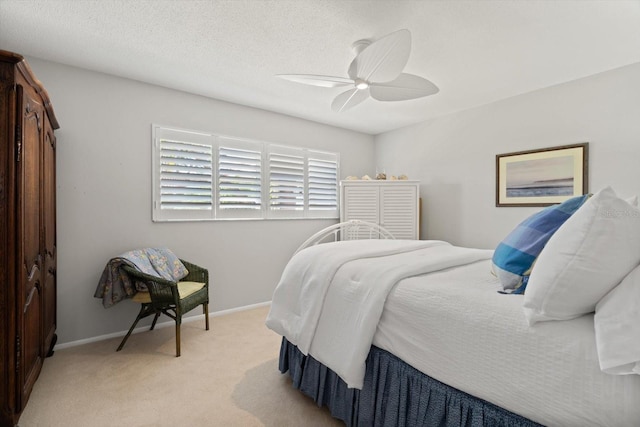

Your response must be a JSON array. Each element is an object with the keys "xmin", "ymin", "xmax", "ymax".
[
  {"xmin": 203, "ymin": 303, "xmax": 209, "ymax": 330},
  {"xmin": 117, "ymin": 303, "xmax": 151, "ymax": 352},
  {"xmin": 150, "ymin": 312, "xmax": 161, "ymax": 330},
  {"xmin": 175, "ymin": 320, "xmax": 181, "ymax": 357}
]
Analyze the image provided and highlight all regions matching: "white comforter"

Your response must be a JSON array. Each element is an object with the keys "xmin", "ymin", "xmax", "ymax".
[
  {"xmin": 265, "ymin": 239, "xmax": 492, "ymax": 388},
  {"xmin": 374, "ymin": 260, "xmax": 640, "ymax": 426}
]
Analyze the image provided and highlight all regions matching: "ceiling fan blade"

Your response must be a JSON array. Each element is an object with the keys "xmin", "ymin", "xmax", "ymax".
[
  {"xmin": 370, "ymin": 73, "xmax": 439, "ymax": 101},
  {"xmin": 347, "ymin": 60, "xmax": 358, "ymax": 80},
  {"xmin": 276, "ymin": 74, "xmax": 354, "ymax": 88},
  {"xmin": 350, "ymin": 29, "xmax": 411, "ymax": 83},
  {"xmin": 331, "ymin": 88, "xmax": 370, "ymax": 112}
]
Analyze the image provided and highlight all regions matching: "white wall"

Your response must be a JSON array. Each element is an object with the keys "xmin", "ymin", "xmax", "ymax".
[
  {"xmin": 375, "ymin": 62, "xmax": 640, "ymax": 249},
  {"xmin": 27, "ymin": 58, "xmax": 375, "ymax": 345}
]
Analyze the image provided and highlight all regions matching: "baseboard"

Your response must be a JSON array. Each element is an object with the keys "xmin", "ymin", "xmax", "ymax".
[{"xmin": 54, "ymin": 301, "xmax": 272, "ymax": 351}]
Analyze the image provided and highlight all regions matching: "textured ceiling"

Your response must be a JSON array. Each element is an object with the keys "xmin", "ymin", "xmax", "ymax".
[{"xmin": 1, "ymin": 0, "xmax": 639, "ymax": 135}]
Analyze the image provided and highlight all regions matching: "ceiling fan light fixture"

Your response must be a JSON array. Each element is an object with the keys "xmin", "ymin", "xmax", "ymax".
[{"xmin": 355, "ymin": 79, "xmax": 369, "ymax": 90}]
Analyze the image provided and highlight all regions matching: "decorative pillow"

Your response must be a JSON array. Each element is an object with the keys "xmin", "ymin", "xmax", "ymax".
[
  {"xmin": 594, "ymin": 264, "xmax": 640, "ymax": 375},
  {"xmin": 492, "ymin": 194, "xmax": 589, "ymax": 294},
  {"xmin": 523, "ymin": 186, "xmax": 640, "ymax": 325}
]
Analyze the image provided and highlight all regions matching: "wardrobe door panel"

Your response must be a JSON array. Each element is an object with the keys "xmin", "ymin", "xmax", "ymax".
[
  {"xmin": 42, "ymin": 119, "xmax": 57, "ymax": 355},
  {"xmin": 17, "ymin": 87, "xmax": 43, "ymax": 411}
]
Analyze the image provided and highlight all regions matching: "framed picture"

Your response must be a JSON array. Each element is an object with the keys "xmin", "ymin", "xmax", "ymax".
[{"xmin": 496, "ymin": 143, "xmax": 588, "ymax": 207}]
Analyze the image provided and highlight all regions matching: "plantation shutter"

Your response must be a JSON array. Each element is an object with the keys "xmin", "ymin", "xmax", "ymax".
[
  {"xmin": 269, "ymin": 146, "xmax": 305, "ymax": 218},
  {"xmin": 307, "ymin": 151, "xmax": 339, "ymax": 218},
  {"xmin": 160, "ymin": 140, "xmax": 213, "ymax": 209},
  {"xmin": 217, "ymin": 139, "xmax": 263, "ymax": 218},
  {"xmin": 153, "ymin": 125, "xmax": 339, "ymax": 221},
  {"xmin": 153, "ymin": 126, "xmax": 214, "ymax": 221}
]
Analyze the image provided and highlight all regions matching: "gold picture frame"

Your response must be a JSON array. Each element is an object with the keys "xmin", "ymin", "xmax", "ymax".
[{"xmin": 496, "ymin": 143, "xmax": 589, "ymax": 207}]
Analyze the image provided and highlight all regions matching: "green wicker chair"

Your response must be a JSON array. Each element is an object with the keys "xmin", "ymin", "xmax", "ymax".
[{"xmin": 116, "ymin": 259, "xmax": 210, "ymax": 357}]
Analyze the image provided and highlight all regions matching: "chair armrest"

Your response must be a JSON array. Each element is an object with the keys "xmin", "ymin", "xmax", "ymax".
[
  {"xmin": 122, "ymin": 265, "xmax": 179, "ymax": 305},
  {"xmin": 121, "ymin": 259, "xmax": 208, "ymax": 292},
  {"xmin": 121, "ymin": 265, "xmax": 177, "ymax": 288},
  {"xmin": 180, "ymin": 259, "xmax": 209, "ymax": 286}
]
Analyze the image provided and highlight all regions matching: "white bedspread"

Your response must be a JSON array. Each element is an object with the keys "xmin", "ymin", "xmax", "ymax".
[
  {"xmin": 374, "ymin": 260, "xmax": 640, "ymax": 427},
  {"xmin": 266, "ymin": 239, "xmax": 492, "ymax": 388},
  {"xmin": 267, "ymin": 239, "xmax": 640, "ymax": 425}
]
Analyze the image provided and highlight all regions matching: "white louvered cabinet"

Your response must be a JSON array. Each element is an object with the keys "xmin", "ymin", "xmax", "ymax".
[{"xmin": 340, "ymin": 180, "xmax": 420, "ymax": 240}]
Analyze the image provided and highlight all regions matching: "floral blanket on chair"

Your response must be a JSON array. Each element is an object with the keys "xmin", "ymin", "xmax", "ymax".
[{"xmin": 94, "ymin": 248, "xmax": 189, "ymax": 308}]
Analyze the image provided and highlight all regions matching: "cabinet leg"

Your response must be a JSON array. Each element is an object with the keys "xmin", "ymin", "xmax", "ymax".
[{"xmin": 46, "ymin": 333, "xmax": 57, "ymax": 357}]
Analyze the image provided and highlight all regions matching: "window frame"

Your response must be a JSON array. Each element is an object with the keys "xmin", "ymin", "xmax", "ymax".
[{"xmin": 151, "ymin": 124, "xmax": 340, "ymax": 222}]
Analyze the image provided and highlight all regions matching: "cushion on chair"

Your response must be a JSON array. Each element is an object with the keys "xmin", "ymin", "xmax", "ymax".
[
  {"xmin": 132, "ymin": 291, "xmax": 151, "ymax": 303},
  {"xmin": 177, "ymin": 281, "xmax": 206, "ymax": 299},
  {"xmin": 130, "ymin": 281, "xmax": 205, "ymax": 304}
]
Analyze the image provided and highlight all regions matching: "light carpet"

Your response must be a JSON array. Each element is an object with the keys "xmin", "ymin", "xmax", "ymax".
[{"xmin": 19, "ymin": 305, "xmax": 343, "ymax": 427}]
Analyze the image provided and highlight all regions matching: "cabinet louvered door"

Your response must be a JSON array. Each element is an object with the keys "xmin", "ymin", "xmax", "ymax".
[
  {"xmin": 380, "ymin": 185, "xmax": 418, "ymax": 239},
  {"xmin": 341, "ymin": 185, "xmax": 379, "ymax": 240},
  {"xmin": 17, "ymin": 85, "xmax": 44, "ymax": 411},
  {"xmin": 340, "ymin": 180, "xmax": 420, "ymax": 240}
]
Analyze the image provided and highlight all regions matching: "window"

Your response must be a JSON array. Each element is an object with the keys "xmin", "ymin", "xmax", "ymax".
[
  {"xmin": 268, "ymin": 146, "xmax": 305, "ymax": 217},
  {"xmin": 152, "ymin": 126, "xmax": 214, "ymax": 221},
  {"xmin": 217, "ymin": 138, "xmax": 263, "ymax": 219},
  {"xmin": 152, "ymin": 125, "xmax": 339, "ymax": 221},
  {"xmin": 308, "ymin": 152, "xmax": 339, "ymax": 215}
]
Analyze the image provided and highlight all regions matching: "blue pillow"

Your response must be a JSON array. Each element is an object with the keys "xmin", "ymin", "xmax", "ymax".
[{"xmin": 492, "ymin": 194, "xmax": 589, "ymax": 294}]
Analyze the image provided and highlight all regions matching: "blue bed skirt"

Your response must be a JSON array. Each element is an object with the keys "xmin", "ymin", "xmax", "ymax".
[{"xmin": 279, "ymin": 338, "xmax": 542, "ymax": 427}]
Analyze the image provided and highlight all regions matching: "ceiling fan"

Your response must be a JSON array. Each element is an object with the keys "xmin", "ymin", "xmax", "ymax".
[{"xmin": 277, "ymin": 29, "xmax": 439, "ymax": 112}]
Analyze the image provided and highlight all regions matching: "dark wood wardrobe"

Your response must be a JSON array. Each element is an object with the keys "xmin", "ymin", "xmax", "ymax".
[{"xmin": 0, "ymin": 50, "xmax": 59, "ymax": 426}]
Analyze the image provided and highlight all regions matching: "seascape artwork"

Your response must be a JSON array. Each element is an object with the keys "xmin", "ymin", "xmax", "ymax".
[
  {"xmin": 505, "ymin": 155, "xmax": 574, "ymax": 198},
  {"xmin": 496, "ymin": 143, "xmax": 587, "ymax": 207}
]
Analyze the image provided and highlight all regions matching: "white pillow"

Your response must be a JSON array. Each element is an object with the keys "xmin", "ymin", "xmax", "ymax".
[
  {"xmin": 594, "ymin": 264, "xmax": 640, "ymax": 375},
  {"xmin": 626, "ymin": 195, "xmax": 638, "ymax": 207},
  {"xmin": 523, "ymin": 186, "xmax": 640, "ymax": 325}
]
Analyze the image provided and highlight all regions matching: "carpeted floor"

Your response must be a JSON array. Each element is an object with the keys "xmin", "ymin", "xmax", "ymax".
[{"xmin": 19, "ymin": 305, "xmax": 343, "ymax": 427}]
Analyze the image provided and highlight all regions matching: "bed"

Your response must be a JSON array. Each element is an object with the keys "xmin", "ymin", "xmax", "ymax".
[{"xmin": 266, "ymin": 190, "xmax": 640, "ymax": 427}]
